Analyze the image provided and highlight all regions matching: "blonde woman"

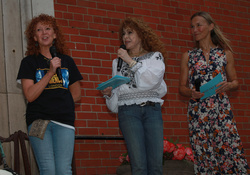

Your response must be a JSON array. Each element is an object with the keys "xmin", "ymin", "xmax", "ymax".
[{"xmin": 179, "ymin": 11, "xmax": 250, "ymax": 174}]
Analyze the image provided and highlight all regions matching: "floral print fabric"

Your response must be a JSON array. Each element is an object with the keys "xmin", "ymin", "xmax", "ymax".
[{"xmin": 187, "ymin": 47, "xmax": 250, "ymax": 175}]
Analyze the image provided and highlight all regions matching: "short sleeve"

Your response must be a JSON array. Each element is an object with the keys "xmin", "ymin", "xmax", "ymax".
[
  {"xmin": 67, "ymin": 57, "xmax": 83, "ymax": 85},
  {"xmin": 16, "ymin": 56, "xmax": 36, "ymax": 83}
]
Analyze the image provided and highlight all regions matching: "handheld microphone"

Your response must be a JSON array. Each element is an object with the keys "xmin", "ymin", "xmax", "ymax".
[
  {"xmin": 117, "ymin": 45, "xmax": 126, "ymax": 71},
  {"xmin": 49, "ymin": 46, "xmax": 62, "ymax": 80},
  {"xmin": 194, "ymin": 78, "xmax": 201, "ymax": 102}
]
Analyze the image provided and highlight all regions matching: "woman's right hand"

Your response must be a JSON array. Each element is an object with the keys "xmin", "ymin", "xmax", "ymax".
[
  {"xmin": 117, "ymin": 48, "xmax": 134, "ymax": 65},
  {"xmin": 191, "ymin": 89, "xmax": 204, "ymax": 99},
  {"xmin": 49, "ymin": 57, "xmax": 61, "ymax": 74},
  {"xmin": 21, "ymin": 57, "xmax": 61, "ymax": 103},
  {"xmin": 101, "ymin": 87, "xmax": 112, "ymax": 97}
]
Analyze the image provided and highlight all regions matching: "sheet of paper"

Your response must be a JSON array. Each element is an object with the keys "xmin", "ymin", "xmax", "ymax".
[{"xmin": 200, "ymin": 73, "xmax": 223, "ymax": 100}]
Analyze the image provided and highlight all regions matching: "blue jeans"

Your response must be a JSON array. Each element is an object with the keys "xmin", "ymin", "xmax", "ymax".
[
  {"xmin": 28, "ymin": 122, "xmax": 75, "ymax": 175},
  {"xmin": 118, "ymin": 103, "xmax": 163, "ymax": 175}
]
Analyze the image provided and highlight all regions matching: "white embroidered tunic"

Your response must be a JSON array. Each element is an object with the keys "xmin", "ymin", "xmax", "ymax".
[{"xmin": 105, "ymin": 52, "xmax": 167, "ymax": 113}]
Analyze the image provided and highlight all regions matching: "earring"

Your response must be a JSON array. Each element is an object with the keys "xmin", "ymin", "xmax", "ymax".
[
  {"xmin": 52, "ymin": 39, "xmax": 56, "ymax": 45},
  {"xmin": 35, "ymin": 41, "xmax": 38, "ymax": 47}
]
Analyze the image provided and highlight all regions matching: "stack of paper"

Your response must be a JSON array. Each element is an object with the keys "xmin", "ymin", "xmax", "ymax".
[
  {"xmin": 200, "ymin": 73, "xmax": 223, "ymax": 100},
  {"xmin": 96, "ymin": 75, "xmax": 131, "ymax": 90}
]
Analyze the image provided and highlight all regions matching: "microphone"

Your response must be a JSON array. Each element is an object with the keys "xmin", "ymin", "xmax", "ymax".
[
  {"xmin": 117, "ymin": 45, "xmax": 126, "ymax": 71},
  {"xmin": 194, "ymin": 78, "xmax": 201, "ymax": 102},
  {"xmin": 49, "ymin": 46, "xmax": 62, "ymax": 80}
]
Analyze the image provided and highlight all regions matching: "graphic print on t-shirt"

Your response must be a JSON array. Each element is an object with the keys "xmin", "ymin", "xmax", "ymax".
[{"xmin": 36, "ymin": 68, "xmax": 69, "ymax": 89}]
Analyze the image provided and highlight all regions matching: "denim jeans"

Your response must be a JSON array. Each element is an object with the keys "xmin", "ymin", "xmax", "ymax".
[
  {"xmin": 28, "ymin": 121, "xmax": 75, "ymax": 175},
  {"xmin": 118, "ymin": 103, "xmax": 163, "ymax": 175}
]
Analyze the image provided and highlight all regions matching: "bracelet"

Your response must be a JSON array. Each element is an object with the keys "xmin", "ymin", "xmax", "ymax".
[
  {"xmin": 103, "ymin": 95, "xmax": 111, "ymax": 99},
  {"xmin": 129, "ymin": 60, "xmax": 137, "ymax": 68}
]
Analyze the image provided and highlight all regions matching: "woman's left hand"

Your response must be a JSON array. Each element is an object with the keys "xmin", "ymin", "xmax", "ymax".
[
  {"xmin": 101, "ymin": 87, "xmax": 112, "ymax": 97},
  {"xmin": 216, "ymin": 81, "xmax": 232, "ymax": 94}
]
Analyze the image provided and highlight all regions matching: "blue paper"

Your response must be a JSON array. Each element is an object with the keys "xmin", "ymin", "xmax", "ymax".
[
  {"xmin": 200, "ymin": 73, "xmax": 223, "ymax": 100},
  {"xmin": 96, "ymin": 75, "xmax": 130, "ymax": 90}
]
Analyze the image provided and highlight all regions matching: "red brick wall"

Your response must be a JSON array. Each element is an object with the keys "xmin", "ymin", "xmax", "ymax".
[{"xmin": 54, "ymin": 0, "xmax": 250, "ymax": 174}]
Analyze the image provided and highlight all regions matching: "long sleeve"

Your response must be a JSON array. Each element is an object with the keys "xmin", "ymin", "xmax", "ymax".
[{"xmin": 106, "ymin": 52, "xmax": 167, "ymax": 113}]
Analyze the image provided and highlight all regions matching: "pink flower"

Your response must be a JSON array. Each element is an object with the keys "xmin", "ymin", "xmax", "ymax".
[
  {"xmin": 173, "ymin": 146, "xmax": 186, "ymax": 160},
  {"xmin": 119, "ymin": 154, "xmax": 124, "ymax": 163},
  {"xmin": 185, "ymin": 147, "xmax": 193, "ymax": 156},
  {"xmin": 176, "ymin": 144, "xmax": 183, "ymax": 148},
  {"xmin": 163, "ymin": 140, "xmax": 175, "ymax": 153},
  {"xmin": 126, "ymin": 154, "xmax": 130, "ymax": 162},
  {"xmin": 185, "ymin": 154, "xmax": 194, "ymax": 162}
]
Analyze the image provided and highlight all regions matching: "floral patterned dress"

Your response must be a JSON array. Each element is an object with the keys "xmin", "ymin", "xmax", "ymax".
[{"xmin": 187, "ymin": 47, "xmax": 250, "ymax": 175}]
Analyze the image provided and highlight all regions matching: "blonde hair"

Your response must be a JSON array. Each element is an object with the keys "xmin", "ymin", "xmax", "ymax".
[
  {"xmin": 119, "ymin": 17, "xmax": 167, "ymax": 60},
  {"xmin": 191, "ymin": 11, "xmax": 233, "ymax": 52}
]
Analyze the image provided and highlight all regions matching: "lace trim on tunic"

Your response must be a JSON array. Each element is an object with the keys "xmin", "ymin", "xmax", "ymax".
[{"xmin": 118, "ymin": 91, "xmax": 159, "ymax": 101}]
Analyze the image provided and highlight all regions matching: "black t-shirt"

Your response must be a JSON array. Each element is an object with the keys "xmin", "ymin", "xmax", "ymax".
[{"xmin": 17, "ymin": 53, "xmax": 83, "ymax": 126}]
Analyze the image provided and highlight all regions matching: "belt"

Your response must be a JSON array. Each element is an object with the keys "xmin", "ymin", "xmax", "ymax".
[{"xmin": 140, "ymin": 101, "xmax": 156, "ymax": 107}]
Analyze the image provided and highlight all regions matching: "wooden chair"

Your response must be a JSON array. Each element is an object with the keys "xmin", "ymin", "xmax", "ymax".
[
  {"xmin": 0, "ymin": 130, "xmax": 31, "ymax": 175},
  {"xmin": 0, "ymin": 130, "xmax": 77, "ymax": 175}
]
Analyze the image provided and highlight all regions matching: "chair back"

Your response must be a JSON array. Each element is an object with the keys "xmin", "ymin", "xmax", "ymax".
[{"xmin": 0, "ymin": 131, "xmax": 31, "ymax": 175}]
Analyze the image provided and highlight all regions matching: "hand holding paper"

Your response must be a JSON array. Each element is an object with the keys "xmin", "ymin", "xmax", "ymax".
[
  {"xmin": 96, "ymin": 75, "xmax": 130, "ymax": 90},
  {"xmin": 200, "ymin": 73, "xmax": 223, "ymax": 100}
]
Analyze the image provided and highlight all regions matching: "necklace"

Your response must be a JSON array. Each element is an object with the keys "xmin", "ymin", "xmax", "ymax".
[
  {"xmin": 204, "ymin": 51, "xmax": 209, "ymax": 56},
  {"xmin": 202, "ymin": 46, "xmax": 212, "ymax": 56}
]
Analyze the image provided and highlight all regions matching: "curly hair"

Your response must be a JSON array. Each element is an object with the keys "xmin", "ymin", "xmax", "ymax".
[
  {"xmin": 25, "ymin": 14, "xmax": 68, "ymax": 56},
  {"xmin": 119, "ymin": 17, "xmax": 167, "ymax": 61}
]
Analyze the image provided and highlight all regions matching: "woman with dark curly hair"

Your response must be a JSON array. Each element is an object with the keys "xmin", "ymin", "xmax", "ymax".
[
  {"xmin": 100, "ymin": 17, "xmax": 167, "ymax": 175},
  {"xmin": 17, "ymin": 14, "xmax": 82, "ymax": 174}
]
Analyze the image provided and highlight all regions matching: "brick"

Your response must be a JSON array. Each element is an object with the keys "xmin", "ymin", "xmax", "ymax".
[
  {"xmin": 88, "ymin": 120, "xmax": 107, "ymax": 127},
  {"xmin": 57, "ymin": 0, "xmax": 76, "ymax": 5},
  {"xmin": 74, "ymin": 14, "xmax": 84, "ymax": 21},
  {"xmin": 75, "ymin": 120, "xmax": 87, "ymax": 127},
  {"xmin": 107, "ymin": 11, "xmax": 126, "ymax": 19},
  {"xmin": 174, "ymin": 129, "xmax": 189, "ymax": 136},
  {"xmin": 69, "ymin": 21, "xmax": 88, "ymax": 28},
  {"xmin": 90, "ymin": 151, "xmax": 110, "ymax": 159},
  {"xmin": 102, "ymin": 159, "xmax": 120, "ymax": 166},
  {"xmin": 106, "ymin": 0, "xmax": 124, "ymax": 5},
  {"xmin": 78, "ymin": 128, "xmax": 99, "ymax": 136},
  {"xmin": 134, "ymin": 8, "xmax": 151, "ymax": 16},
  {"xmin": 75, "ymin": 151, "xmax": 89, "ymax": 159},
  {"xmin": 81, "ymin": 159, "xmax": 102, "ymax": 166},
  {"xmin": 142, "ymin": 3, "xmax": 159, "ymax": 11},
  {"xmin": 54, "ymin": 4, "xmax": 67, "ymax": 12},
  {"xmin": 88, "ymin": 8, "xmax": 106, "ymax": 16},
  {"xmin": 68, "ymin": 6, "xmax": 87, "ymax": 14},
  {"xmin": 77, "ymin": 0, "xmax": 96, "ymax": 8},
  {"xmin": 71, "ymin": 50, "xmax": 91, "ymax": 58},
  {"xmin": 117, "ymin": 5, "xmax": 134, "ymax": 14},
  {"xmin": 108, "ymin": 121, "xmax": 119, "ymax": 128},
  {"xmin": 99, "ymin": 128, "xmax": 120, "ymax": 135},
  {"xmin": 91, "ymin": 37, "xmax": 110, "ymax": 45},
  {"xmin": 61, "ymin": 26, "xmax": 79, "ymax": 35}
]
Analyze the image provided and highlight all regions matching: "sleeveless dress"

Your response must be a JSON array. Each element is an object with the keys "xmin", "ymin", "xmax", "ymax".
[{"xmin": 187, "ymin": 47, "xmax": 250, "ymax": 174}]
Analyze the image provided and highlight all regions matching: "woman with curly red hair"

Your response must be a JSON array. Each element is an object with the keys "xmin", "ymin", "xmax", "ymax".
[
  {"xmin": 17, "ymin": 14, "xmax": 82, "ymax": 174},
  {"xmin": 100, "ymin": 17, "xmax": 167, "ymax": 174}
]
